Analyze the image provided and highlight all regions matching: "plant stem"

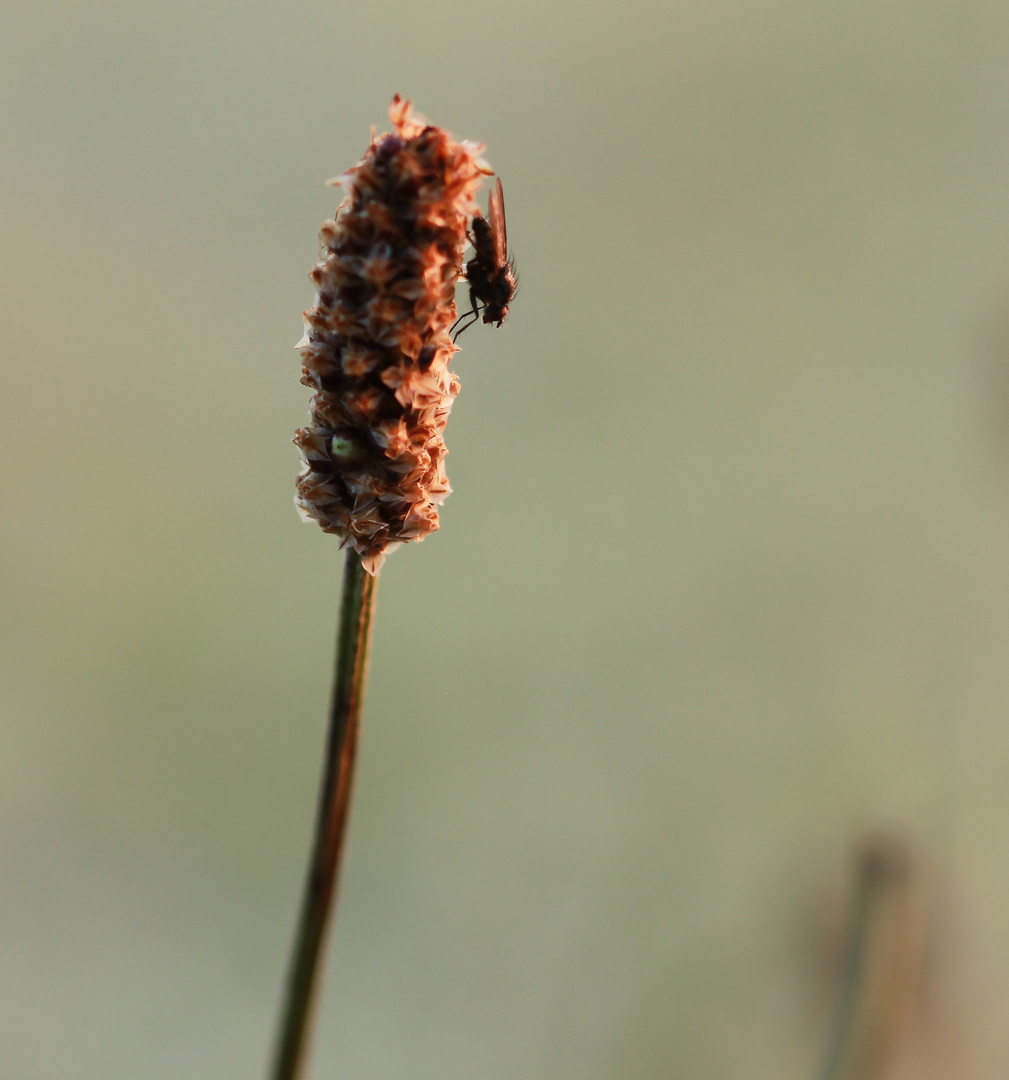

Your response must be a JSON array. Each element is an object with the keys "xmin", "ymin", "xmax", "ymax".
[
  {"xmin": 819, "ymin": 840, "xmax": 919, "ymax": 1080},
  {"xmin": 270, "ymin": 550, "xmax": 379, "ymax": 1080}
]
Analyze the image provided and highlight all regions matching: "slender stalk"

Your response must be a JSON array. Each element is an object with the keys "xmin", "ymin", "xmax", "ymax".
[
  {"xmin": 819, "ymin": 840, "xmax": 920, "ymax": 1080},
  {"xmin": 270, "ymin": 550, "xmax": 379, "ymax": 1080}
]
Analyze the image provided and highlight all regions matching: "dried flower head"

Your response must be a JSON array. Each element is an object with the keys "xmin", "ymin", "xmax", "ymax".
[{"xmin": 294, "ymin": 96, "xmax": 491, "ymax": 574}]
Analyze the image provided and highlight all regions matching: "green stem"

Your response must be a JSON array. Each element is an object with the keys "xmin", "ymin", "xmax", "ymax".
[
  {"xmin": 819, "ymin": 841, "xmax": 915, "ymax": 1080},
  {"xmin": 269, "ymin": 550, "xmax": 379, "ymax": 1080}
]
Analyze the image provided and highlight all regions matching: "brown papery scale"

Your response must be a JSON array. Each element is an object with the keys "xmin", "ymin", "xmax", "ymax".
[{"xmin": 294, "ymin": 96, "xmax": 491, "ymax": 574}]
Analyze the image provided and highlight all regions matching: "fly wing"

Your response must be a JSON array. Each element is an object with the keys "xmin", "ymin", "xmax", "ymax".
[{"xmin": 488, "ymin": 177, "xmax": 508, "ymax": 269}]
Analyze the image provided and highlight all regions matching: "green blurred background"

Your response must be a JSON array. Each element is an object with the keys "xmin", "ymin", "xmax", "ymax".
[{"xmin": 3, "ymin": 1, "xmax": 1009, "ymax": 1076}]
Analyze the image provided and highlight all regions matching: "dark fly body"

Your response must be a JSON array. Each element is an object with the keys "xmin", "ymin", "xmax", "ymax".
[{"xmin": 453, "ymin": 177, "xmax": 517, "ymax": 340}]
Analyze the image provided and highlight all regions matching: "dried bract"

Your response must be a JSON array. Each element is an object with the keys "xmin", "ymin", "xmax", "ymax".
[{"xmin": 294, "ymin": 96, "xmax": 490, "ymax": 574}]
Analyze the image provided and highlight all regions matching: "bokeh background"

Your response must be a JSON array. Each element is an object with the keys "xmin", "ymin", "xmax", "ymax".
[{"xmin": 4, "ymin": 1, "xmax": 1009, "ymax": 1077}]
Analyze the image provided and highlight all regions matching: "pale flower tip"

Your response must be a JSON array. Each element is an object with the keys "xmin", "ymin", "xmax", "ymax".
[
  {"xmin": 327, "ymin": 172, "xmax": 352, "ymax": 188},
  {"xmin": 294, "ymin": 332, "xmax": 311, "ymax": 349},
  {"xmin": 359, "ymin": 551, "xmax": 385, "ymax": 576},
  {"xmin": 388, "ymin": 94, "xmax": 407, "ymax": 126}
]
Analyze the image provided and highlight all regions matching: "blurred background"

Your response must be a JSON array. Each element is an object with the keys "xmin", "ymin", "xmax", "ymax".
[{"xmin": 3, "ymin": 0, "xmax": 1009, "ymax": 1077}]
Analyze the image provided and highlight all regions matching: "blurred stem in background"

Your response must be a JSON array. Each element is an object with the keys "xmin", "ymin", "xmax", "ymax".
[
  {"xmin": 270, "ymin": 551, "xmax": 378, "ymax": 1080},
  {"xmin": 819, "ymin": 838, "xmax": 923, "ymax": 1080}
]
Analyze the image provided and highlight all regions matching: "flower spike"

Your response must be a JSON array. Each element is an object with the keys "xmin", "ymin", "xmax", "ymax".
[{"xmin": 294, "ymin": 96, "xmax": 492, "ymax": 574}]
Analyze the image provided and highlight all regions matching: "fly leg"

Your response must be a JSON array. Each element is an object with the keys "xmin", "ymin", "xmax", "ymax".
[{"xmin": 451, "ymin": 287, "xmax": 483, "ymax": 342}]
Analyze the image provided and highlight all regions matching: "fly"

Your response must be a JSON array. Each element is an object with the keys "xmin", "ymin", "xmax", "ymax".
[{"xmin": 452, "ymin": 177, "xmax": 517, "ymax": 340}]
